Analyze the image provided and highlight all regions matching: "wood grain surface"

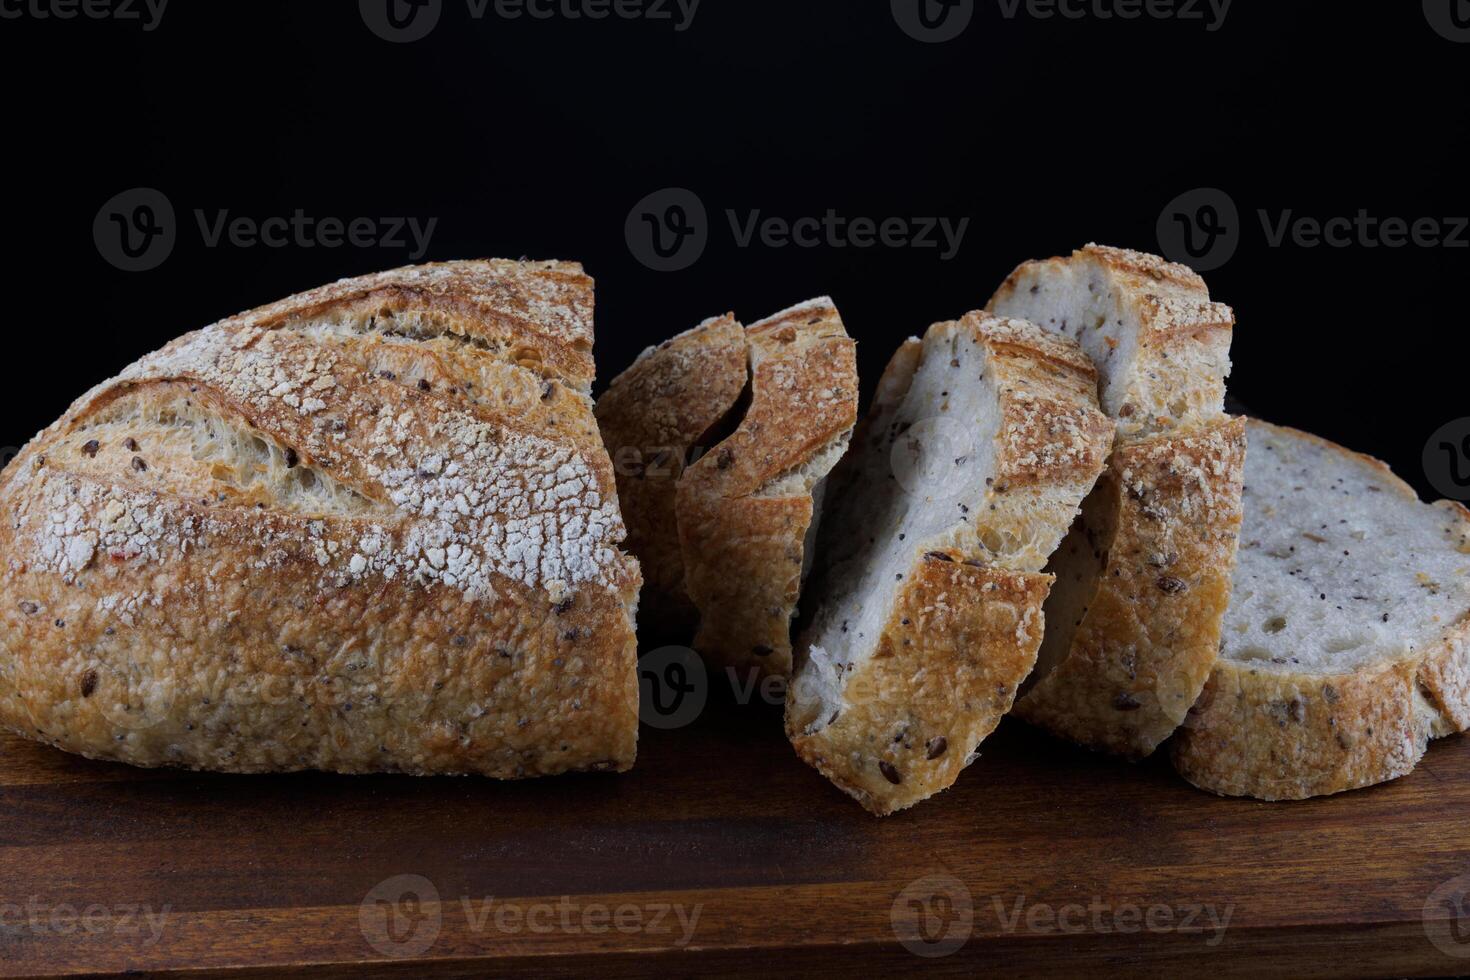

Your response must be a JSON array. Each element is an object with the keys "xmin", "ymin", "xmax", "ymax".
[{"xmin": 3, "ymin": 682, "xmax": 1470, "ymax": 978}]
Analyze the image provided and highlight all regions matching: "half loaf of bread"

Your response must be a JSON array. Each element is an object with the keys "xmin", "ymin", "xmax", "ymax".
[{"xmin": 0, "ymin": 260, "xmax": 642, "ymax": 777}]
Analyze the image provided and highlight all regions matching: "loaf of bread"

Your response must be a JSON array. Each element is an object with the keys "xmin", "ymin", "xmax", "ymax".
[
  {"xmin": 1172, "ymin": 420, "xmax": 1470, "ymax": 799},
  {"xmin": 597, "ymin": 299, "xmax": 858, "ymax": 678},
  {"xmin": 0, "ymin": 261, "xmax": 642, "ymax": 776},
  {"xmin": 785, "ymin": 313, "xmax": 1114, "ymax": 814},
  {"xmin": 988, "ymin": 245, "xmax": 1245, "ymax": 757}
]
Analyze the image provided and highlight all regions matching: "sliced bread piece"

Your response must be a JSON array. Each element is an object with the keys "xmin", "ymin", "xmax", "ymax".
[
  {"xmin": 785, "ymin": 313, "xmax": 1114, "ymax": 815},
  {"xmin": 1171, "ymin": 420, "xmax": 1470, "ymax": 799},
  {"xmin": 595, "ymin": 314, "xmax": 748, "ymax": 639},
  {"xmin": 676, "ymin": 298, "xmax": 858, "ymax": 679},
  {"xmin": 990, "ymin": 243, "xmax": 1234, "ymax": 439},
  {"xmin": 987, "ymin": 244, "xmax": 1245, "ymax": 757}
]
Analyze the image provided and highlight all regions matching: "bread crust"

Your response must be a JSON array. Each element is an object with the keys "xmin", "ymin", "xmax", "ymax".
[
  {"xmin": 594, "ymin": 315, "xmax": 748, "ymax": 638},
  {"xmin": 677, "ymin": 299, "xmax": 858, "ymax": 678},
  {"xmin": 786, "ymin": 555, "xmax": 1052, "ymax": 816},
  {"xmin": 1170, "ymin": 422, "xmax": 1470, "ymax": 799},
  {"xmin": 785, "ymin": 313, "xmax": 1112, "ymax": 814},
  {"xmin": 0, "ymin": 260, "xmax": 641, "ymax": 777},
  {"xmin": 1014, "ymin": 418, "xmax": 1247, "ymax": 757}
]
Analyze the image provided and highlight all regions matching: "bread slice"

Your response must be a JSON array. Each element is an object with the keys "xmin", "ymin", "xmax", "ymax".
[
  {"xmin": 989, "ymin": 243, "xmax": 1233, "ymax": 440},
  {"xmin": 987, "ymin": 244, "xmax": 1245, "ymax": 757},
  {"xmin": 0, "ymin": 260, "xmax": 643, "ymax": 777},
  {"xmin": 594, "ymin": 315, "xmax": 748, "ymax": 639},
  {"xmin": 1172, "ymin": 420, "xmax": 1470, "ymax": 799},
  {"xmin": 785, "ymin": 312, "xmax": 1114, "ymax": 815},
  {"xmin": 676, "ymin": 299, "xmax": 858, "ymax": 679}
]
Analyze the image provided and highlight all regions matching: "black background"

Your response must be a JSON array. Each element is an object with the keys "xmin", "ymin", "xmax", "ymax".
[{"xmin": 3, "ymin": 0, "xmax": 1466, "ymax": 496}]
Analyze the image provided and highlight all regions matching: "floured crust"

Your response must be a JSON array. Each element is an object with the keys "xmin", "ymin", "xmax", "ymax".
[
  {"xmin": 1014, "ymin": 418, "xmax": 1247, "ymax": 757},
  {"xmin": 677, "ymin": 299, "xmax": 858, "ymax": 677},
  {"xmin": 223, "ymin": 259, "xmax": 599, "ymax": 389},
  {"xmin": 1171, "ymin": 422, "xmax": 1470, "ymax": 799},
  {"xmin": 0, "ymin": 260, "xmax": 641, "ymax": 777},
  {"xmin": 786, "ymin": 554, "xmax": 1051, "ymax": 816},
  {"xmin": 594, "ymin": 315, "xmax": 748, "ymax": 638}
]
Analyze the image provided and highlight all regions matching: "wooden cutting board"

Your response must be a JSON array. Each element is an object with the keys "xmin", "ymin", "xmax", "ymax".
[{"xmin": 3, "ymin": 687, "xmax": 1469, "ymax": 978}]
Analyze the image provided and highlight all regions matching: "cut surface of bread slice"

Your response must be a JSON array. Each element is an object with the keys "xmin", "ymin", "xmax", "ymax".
[
  {"xmin": 594, "ymin": 315, "xmax": 748, "ymax": 639},
  {"xmin": 1172, "ymin": 420, "xmax": 1470, "ymax": 800},
  {"xmin": 674, "ymin": 298, "xmax": 858, "ymax": 679},
  {"xmin": 988, "ymin": 244, "xmax": 1243, "ymax": 757},
  {"xmin": 786, "ymin": 313, "xmax": 1113, "ymax": 815}
]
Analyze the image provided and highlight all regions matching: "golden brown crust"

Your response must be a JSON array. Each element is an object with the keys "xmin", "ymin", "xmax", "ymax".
[
  {"xmin": 594, "ymin": 316, "xmax": 748, "ymax": 637},
  {"xmin": 678, "ymin": 299, "xmax": 858, "ymax": 677},
  {"xmin": 1170, "ymin": 422, "xmax": 1470, "ymax": 799},
  {"xmin": 1169, "ymin": 659, "xmax": 1427, "ymax": 801},
  {"xmin": 0, "ymin": 260, "xmax": 641, "ymax": 777},
  {"xmin": 1014, "ymin": 418, "xmax": 1247, "ymax": 757},
  {"xmin": 786, "ymin": 555, "xmax": 1052, "ymax": 816},
  {"xmin": 223, "ymin": 259, "xmax": 598, "ymax": 389},
  {"xmin": 675, "ymin": 492, "xmax": 813, "ymax": 678},
  {"xmin": 785, "ymin": 315, "xmax": 1111, "ymax": 815},
  {"xmin": 686, "ymin": 300, "xmax": 858, "ymax": 498}
]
